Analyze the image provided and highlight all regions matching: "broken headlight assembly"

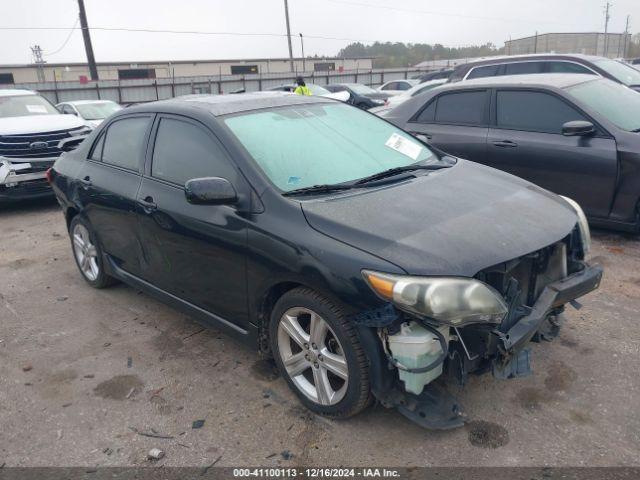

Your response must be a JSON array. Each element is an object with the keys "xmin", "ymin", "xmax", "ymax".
[
  {"xmin": 362, "ymin": 270, "xmax": 508, "ymax": 326},
  {"xmin": 560, "ymin": 196, "xmax": 590, "ymax": 256}
]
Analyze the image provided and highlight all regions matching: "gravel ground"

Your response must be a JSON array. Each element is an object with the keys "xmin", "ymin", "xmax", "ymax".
[{"xmin": 0, "ymin": 199, "xmax": 639, "ymax": 467}]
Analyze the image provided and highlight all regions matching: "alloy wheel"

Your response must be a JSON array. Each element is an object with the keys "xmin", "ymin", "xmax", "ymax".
[
  {"xmin": 72, "ymin": 223, "xmax": 99, "ymax": 281},
  {"xmin": 277, "ymin": 307, "xmax": 349, "ymax": 406}
]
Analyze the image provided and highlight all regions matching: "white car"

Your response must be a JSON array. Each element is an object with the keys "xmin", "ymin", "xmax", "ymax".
[
  {"xmin": 56, "ymin": 99, "xmax": 122, "ymax": 128},
  {"xmin": 370, "ymin": 79, "xmax": 448, "ymax": 114},
  {"xmin": 268, "ymin": 83, "xmax": 350, "ymax": 102},
  {"xmin": 1, "ymin": 89, "xmax": 90, "ymax": 202},
  {"xmin": 376, "ymin": 79, "xmax": 420, "ymax": 96}
]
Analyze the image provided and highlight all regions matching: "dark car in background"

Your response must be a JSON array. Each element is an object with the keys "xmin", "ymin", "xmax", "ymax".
[
  {"xmin": 324, "ymin": 83, "xmax": 389, "ymax": 109},
  {"xmin": 49, "ymin": 92, "xmax": 600, "ymax": 429},
  {"xmin": 381, "ymin": 73, "xmax": 640, "ymax": 232},
  {"xmin": 449, "ymin": 54, "xmax": 640, "ymax": 92},
  {"xmin": 413, "ymin": 69, "xmax": 454, "ymax": 83}
]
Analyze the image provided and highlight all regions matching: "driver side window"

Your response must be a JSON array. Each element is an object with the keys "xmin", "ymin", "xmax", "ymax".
[{"xmin": 151, "ymin": 117, "xmax": 235, "ymax": 186}]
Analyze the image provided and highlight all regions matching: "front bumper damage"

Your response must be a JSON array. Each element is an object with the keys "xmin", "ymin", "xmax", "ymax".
[
  {"xmin": 362, "ymin": 258, "xmax": 602, "ymax": 430},
  {"xmin": 0, "ymin": 156, "xmax": 55, "ymax": 202}
]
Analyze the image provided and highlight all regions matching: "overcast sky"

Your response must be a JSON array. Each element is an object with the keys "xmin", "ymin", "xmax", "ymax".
[{"xmin": 1, "ymin": 0, "xmax": 638, "ymax": 64}]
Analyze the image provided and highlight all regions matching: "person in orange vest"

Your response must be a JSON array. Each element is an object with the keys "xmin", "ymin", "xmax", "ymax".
[{"xmin": 293, "ymin": 77, "xmax": 312, "ymax": 96}]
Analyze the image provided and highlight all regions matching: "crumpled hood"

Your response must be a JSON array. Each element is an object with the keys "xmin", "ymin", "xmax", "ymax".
[
  {"xmin": 302, "ymin": 160, "xmax": 578, "ymax": 277},
  {"xmin": 0, "ymin": 114, "xmax": 86, "ymax": 135}
]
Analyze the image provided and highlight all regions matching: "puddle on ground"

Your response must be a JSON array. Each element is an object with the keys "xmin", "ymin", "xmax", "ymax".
[
  {"xmin": 544, "ymin": 362, "xmax": 578, "ymax": 392},
  {"xmin": 94, "ymin": 374, "xmax": 144, "ymax": 400},
  {"xmin": 466, "ymin": 420, "xmax": 509, "ymax": 448},
  {"xmin": 514, "ymin": 387, "xmax": 552, "ymax": 411}
]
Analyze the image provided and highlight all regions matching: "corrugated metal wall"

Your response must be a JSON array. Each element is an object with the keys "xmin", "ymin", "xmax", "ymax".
[{"xmin": 9, "ymin": 67, "xmax": 430, "ymax": 105}]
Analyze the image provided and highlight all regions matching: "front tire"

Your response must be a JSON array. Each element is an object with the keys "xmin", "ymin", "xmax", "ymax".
[
  {"xmin": 69, "ymin": 216, "xmax": 116, "ymax": 289},
  {"xmin": 269, "ymin": 287, "xmax": 371, "ymax": 418}
]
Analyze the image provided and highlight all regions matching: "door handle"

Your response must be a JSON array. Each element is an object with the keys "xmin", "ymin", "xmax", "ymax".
[
  {"xmin": 493, "ymin": 140, "xmax": 518, "ymax": 148},
  {"xmin": 79, "ymin": 176, "xmax": 92, "ymax": 188},
  {"xmin": 137, "ymin": 196, "xmax": 157, "ymax": 212}
]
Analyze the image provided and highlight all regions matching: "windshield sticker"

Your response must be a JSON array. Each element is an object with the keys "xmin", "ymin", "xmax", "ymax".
[
  {"xmin": 385, "ymin": 133, "xmax": 422, "ymax": 160},
  {"xmin": 287, "ymin": 176, "xmax": 302, "ymax": 185},
  {"xmin": 26, "ymin": 104, "xmax": 48, "ymax": 113}
]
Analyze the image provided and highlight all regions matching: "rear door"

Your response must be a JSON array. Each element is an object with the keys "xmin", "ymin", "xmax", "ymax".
[
  {"xmin": 406, "ymin": 89, "xmax": 490, "ymax": 162},
  {"xmin": 136, "ymin": 114, "xmax": 250, "ymax": 329},
  {"xmin": 486, "ymin": 89, "xmax": 617, "ymax": 218},
  {"xmin": 76, "ymin": 115, "xmax": 153, "ymax": 276}
]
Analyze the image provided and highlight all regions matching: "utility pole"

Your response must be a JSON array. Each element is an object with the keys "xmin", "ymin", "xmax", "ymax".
[
  {"xmin": 78, "ymin": 0, "xmax": 98, "ymax": 80},
  {"xmin": 30, "ymin": 45, "xmax": 46, "ymax": 82},
  {"xmin": 283, "ymin": 0, "xmax": 294, "ymax": 72},
  {"xmin": 624, "ymin": 15, "xmax": 631, "ymax": 58},
  {"xmin": 299, "ymin": 33, "xmax": 306, "ymax": 72},
  {"xmin": 603, "ymin": 2, "xmax": 612, "ymax": 58}
]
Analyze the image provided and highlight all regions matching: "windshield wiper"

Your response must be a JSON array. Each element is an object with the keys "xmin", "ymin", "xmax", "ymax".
[
  {"xmin": 283, "ymin": 183, "xmax": 357, "ymax": 197},
  {"xmin": 354, "ymin": 162, "xmax": 452, "ymax": 185}
]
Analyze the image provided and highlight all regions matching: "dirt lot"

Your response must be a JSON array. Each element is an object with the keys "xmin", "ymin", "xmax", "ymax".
[{"xmin": 1, "ymin": 199, "xmax": 639, "ymax": 467}]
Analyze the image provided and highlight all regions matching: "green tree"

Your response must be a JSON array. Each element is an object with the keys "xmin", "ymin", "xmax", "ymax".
[{"xmin": 338, "ymin": 41, "xmax": 503, "ymax": 68}]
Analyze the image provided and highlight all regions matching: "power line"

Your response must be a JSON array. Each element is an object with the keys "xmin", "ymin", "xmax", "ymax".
[
  {"xmin": 0, "ymin": 25, "xmax": 479, "ymax": 48},
  {"xmin": 323, "ymin": 0, "xmax": 586, "ymax": 27},
  {"xmin": 43, "ymin": 17, "xmax": 79, "ymax": 56}
]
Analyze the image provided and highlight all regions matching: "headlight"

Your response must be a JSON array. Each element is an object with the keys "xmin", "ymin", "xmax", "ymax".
[
  {"xmin": 362, "ymin": 270, "xmax": 508, "ymax": 326},
  {"xmin": 560, "ymin": 196, "xmax": 590, "ymax": 256}
]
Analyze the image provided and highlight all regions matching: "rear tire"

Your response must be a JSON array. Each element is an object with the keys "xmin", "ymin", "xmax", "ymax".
[
  {"xmin": 69, "ymin": 216, "xmax": 117, "ymax": 289},
  {"xmin": 269, "ymin": 287, "xmax": 372, "ymax": 418}
]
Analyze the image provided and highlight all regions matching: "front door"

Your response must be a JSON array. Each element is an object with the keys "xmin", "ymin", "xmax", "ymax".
[
  {"xmin": 76, "ymin": 115, "xmax": 154, "ymax": 276},
  {"xmin": 136, "ymin": 115, "xmax": 250, "ymax": 329},
  {"xmin": 486, "ymin": 89, "xmax": 618, "ymax": 219}
]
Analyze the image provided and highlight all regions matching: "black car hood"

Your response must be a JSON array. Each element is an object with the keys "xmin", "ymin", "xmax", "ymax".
[{"xmin": 301, "ymin": 160, "xmax": 577, "ymax": 277}]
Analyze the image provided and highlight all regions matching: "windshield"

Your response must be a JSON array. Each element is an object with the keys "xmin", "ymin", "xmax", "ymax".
[
  {"xmin": 567, "ymin": 79, "xmax": 640, "ymax": 132},
  {"xmin": 307, "ymin": 84, "xmax": 331, "ymax": 96},
  {"xmin": 75, "ymin": 102, "xmax": 122, "ymax": 120},
  {"xmin": 349, "ymin": 84, "xmax": 377, "ymax": 95},
  {"xmin": 593, "ymin": 59, "xmax": 640, "ymax": 86},
  {"xmin": 224, "ymin": 103, "xmax": 436, "ymax": 192},
  {"xmin": 0, "ymin": 94, "xmax": 58, "ymax": 118}
]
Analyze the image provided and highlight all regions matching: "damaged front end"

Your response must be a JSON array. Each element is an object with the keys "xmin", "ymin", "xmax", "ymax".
[{"xmin": 356, "ymin": 213, "xmax": 602, "ymax": 430}]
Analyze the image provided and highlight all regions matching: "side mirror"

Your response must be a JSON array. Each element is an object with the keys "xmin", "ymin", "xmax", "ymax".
[
  {"xmin": 562, "ymin": 120, "xmax": 595, "ymax": 137},
  {"xmin": 184, "ymin": 177, "xmax": 237, "ymax": 205}
]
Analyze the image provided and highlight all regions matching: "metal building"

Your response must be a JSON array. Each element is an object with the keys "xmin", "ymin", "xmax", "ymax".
[
  {"xmin": 504, "ymin": 32, "xmax": 631, "ymax": 58},
  {"xmin": 0, "ymin": 57, "xmax": 374, "ymax": 85}
]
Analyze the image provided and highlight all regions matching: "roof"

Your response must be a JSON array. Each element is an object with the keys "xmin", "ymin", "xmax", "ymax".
[
  {"xmin": 453, "ymin": 53, "xmax": 606, "ymax": 69},
  {"xmin": 450, "ymin": 73, "xmax": 599, "ymax": 89},
  {"xmin": 506, "ymin": 32, "xmax": 630, "ymax": 43},
  {"xmin": 0, "ymin": 89, "xmax": 36, "ymax": 97},
  {"xmin": 128, "ymin": 91, "xmax": 333, "ymax": 117},
  {"xmin": 58, "ymin": 99, "xmax": 118, "ymax": 105}
]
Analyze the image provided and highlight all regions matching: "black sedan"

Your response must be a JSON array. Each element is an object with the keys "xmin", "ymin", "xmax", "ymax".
[
  {"xmin": 381, "ymin": 73, "xmax": 640, "ymax": 232},
  {"xmin": 49, "ymin": 93, "xmax": 600, "ymax": 429},
  {"xmin": 324, "ymin": 83, "xmax": 389, "ymax": 109}
]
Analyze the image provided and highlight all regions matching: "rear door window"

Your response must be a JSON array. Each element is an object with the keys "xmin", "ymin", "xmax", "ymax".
[
  {"xmin": 381, "ymin": 82, "xmax": 398, "ymax": 91},
  {"xmin": 101, "ymin": 116, "xmax": 151, "ymax": 170},
  {"xmin": 151, "ymin": 117, "xmax": 234, "ymax": 186},
  {"xmin": 433, "ymin": 90, "xmax": 487, "ymax": 125},
  {"xmin": 466, "ymin": 64, "xmax": 502, "ymax": 79},
  {"xmin": 496, "ymin": 90, "xmax": 587, "ymax": 134},
  {"xmin": 503, "ymin": 61, "xmax": 546, "ymax": 75}
]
